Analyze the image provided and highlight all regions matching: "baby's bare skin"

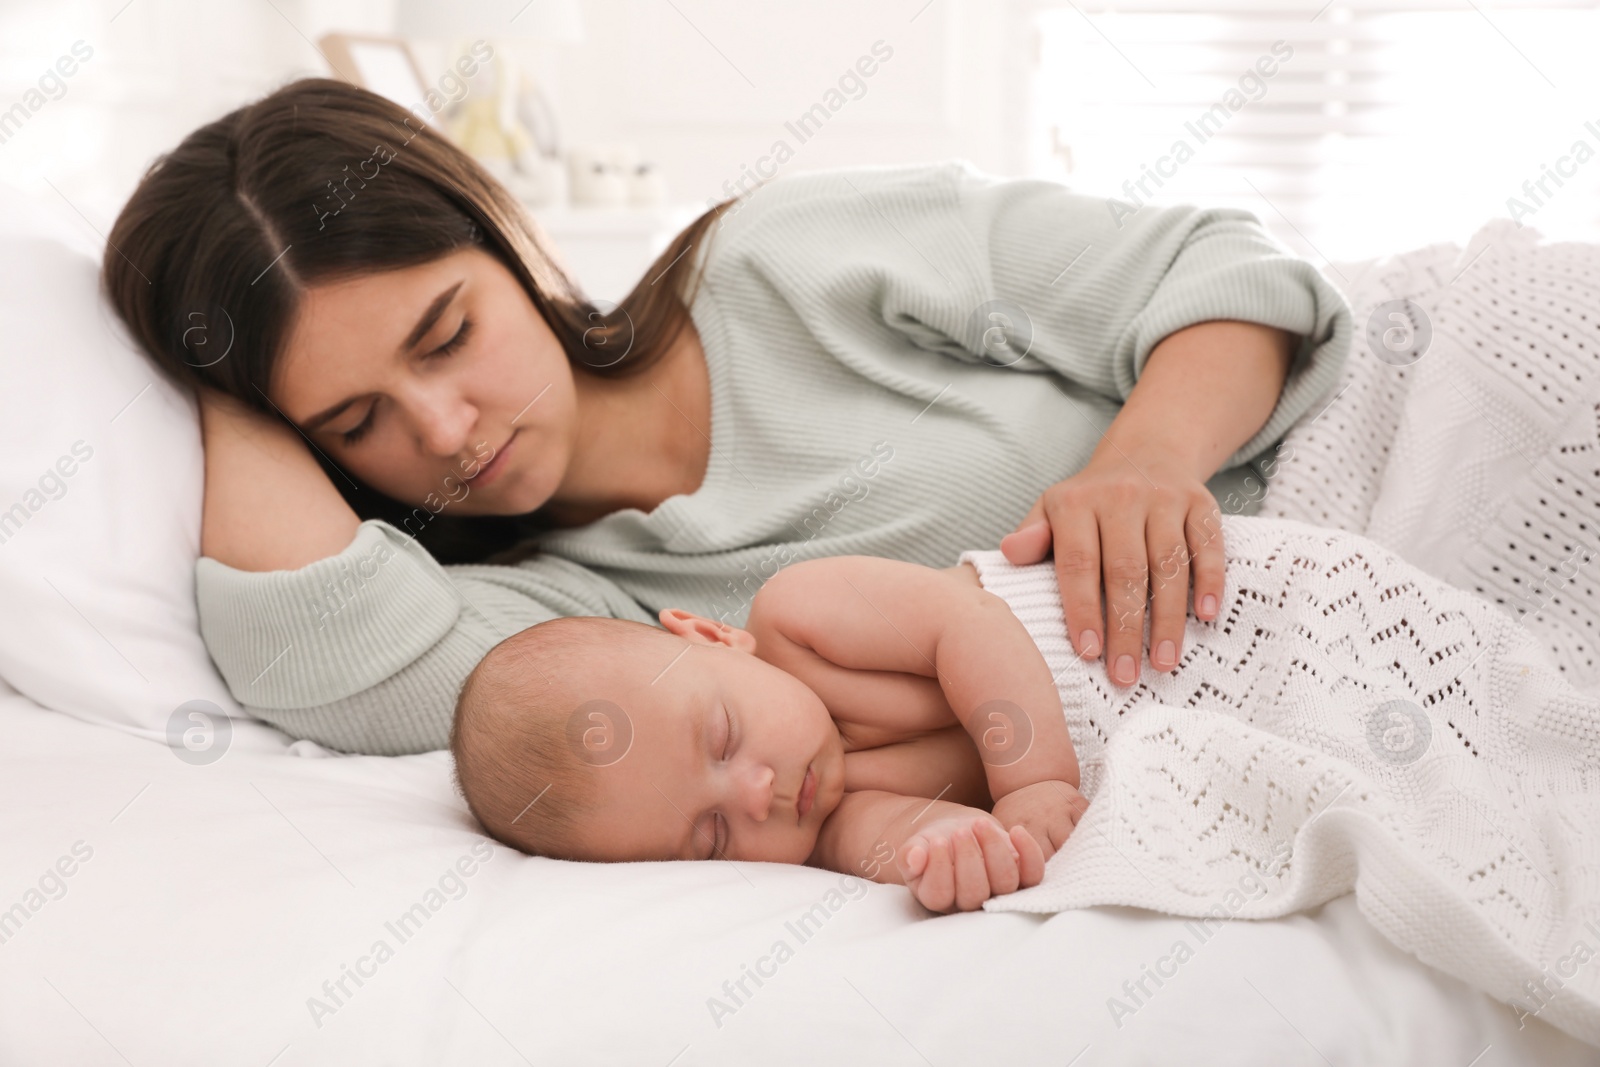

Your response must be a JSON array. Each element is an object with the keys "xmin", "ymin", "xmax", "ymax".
[
  {"xmin": 492, "ymin": 554, "xmax": 1088, "ymax": 914},
  {"xmin": 734, "ymin": 555, "xmax": 1088, "ymax": 913},
  {"xmin": 807, "ymin": 564, "xmax": 988, "ymax": 810}
]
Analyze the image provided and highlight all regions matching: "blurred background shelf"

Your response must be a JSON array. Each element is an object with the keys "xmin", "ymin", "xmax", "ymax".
[{"xmin": 525, "ymin": 201, "xmax": 704, "ymax": 304}]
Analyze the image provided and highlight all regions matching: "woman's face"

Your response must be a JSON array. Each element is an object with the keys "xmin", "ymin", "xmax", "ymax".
[{"xmin": 272, "ymin": 245, "xmax": 576, "ymax": 516}]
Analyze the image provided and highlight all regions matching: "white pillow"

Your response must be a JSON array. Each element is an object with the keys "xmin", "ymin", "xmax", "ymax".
[{"xmin": 0, "ymin": 183, "xmax": 283, "ymax": 754}]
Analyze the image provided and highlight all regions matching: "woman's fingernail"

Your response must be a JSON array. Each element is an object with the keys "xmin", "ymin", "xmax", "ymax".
[
  {"xmin": 1200, "ymin": 594, "xmax": 1218, "ymax": 616},
  {"xmin": 1156, "ymin": 639, "xmax": 1175, "ymax": 668},
  {"xmin": 1114, "ymin": 654, "xmax": 1136, "ymax": 685},
  {"xmin": 1079, "ymin": 630, "xmax": 1100, "ymax": 658}
]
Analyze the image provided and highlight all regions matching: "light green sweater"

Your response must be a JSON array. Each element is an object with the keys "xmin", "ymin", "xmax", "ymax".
[{"xmin": 195, "ymin": 159, "xmax": 1353, "ymax": 755}]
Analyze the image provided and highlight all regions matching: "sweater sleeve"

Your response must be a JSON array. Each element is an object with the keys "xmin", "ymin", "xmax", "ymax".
[
  {"xmin": 945, "ymin": 163, "xmax": 1353, "ymax": 470},
  {"xmin": 717, "ymin": 161, "xmax": 1353, "ymax": 472},
  {"xmin": 193, "ymin": 518, "xmax": 656, "ymax": 755}
]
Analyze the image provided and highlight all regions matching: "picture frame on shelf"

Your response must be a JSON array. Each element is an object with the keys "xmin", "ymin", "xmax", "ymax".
[{"xmin": 318, "ymin": 33, "xmax": 431, "ymax": 119}]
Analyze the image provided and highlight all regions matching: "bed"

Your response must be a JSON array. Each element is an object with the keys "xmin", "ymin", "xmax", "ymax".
[
  {"xmin": 5, "ymin": 689, "xmax": 1594, "ymax": 1066},
  {"xmin": 2, "ymin": 184, "xmax": 1596, "ymax": 1065}
]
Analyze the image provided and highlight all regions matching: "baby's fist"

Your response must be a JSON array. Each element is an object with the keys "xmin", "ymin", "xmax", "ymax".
[
  {"xmin": 897, "ymin": 810, "xmax": 1045, "ymax": 913},
  {"xmin": 990, "ymin": 779, "xmax": 1089, "ymax": 864}
]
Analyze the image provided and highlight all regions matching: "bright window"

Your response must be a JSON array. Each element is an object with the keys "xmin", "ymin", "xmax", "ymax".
[{"xmin": 1027, "ymin": 1, "xmax": 1600, "ymax": 265}]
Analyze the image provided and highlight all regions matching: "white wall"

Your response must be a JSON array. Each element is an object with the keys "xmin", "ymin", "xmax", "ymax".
[
  {"xmin": 0, "ymin": 0, "xmax": 1020, "ymax": 237},
  {"xmin": 545, "ymin": 0, "xmax": 1021, "ymax": 209},
  {"xmin": 7, "ymin": 0, "xmax": 1597, "ymax": 267}
]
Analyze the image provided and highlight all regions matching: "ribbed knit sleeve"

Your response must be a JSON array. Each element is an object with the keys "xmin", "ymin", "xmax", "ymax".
[
  {"xmin": 193, "ymin": 518, "xmax": 654, "ymax": 754},
  {"xmin": 707, "ymin": 160, "xmax": 1351, "ymax": 474},
  {"xmin": 949, "ymin": 163, "xmax": 1353, "ymax": 469}
]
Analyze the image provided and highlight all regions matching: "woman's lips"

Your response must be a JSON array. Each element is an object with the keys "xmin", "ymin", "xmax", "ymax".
[
  {"xmin": 797, "ymin": 764, "xmax": 817, "ymax": 820},
  {"xmin": 467, "ymin": 431, "xmax": 517, "ymax": 487}
]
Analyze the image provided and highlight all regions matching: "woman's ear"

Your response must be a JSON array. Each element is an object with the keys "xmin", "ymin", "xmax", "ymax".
[{"xmin": 658, "ymin": 608, "xmax": 757, "ymax": 654}]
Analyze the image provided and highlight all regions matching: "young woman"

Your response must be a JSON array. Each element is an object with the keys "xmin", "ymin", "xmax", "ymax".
[{"xmin": 102, "ymin": 78, "xmax": 1351, "ymax": 755}]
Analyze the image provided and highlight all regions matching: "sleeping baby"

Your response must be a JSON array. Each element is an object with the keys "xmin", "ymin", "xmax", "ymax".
[{"xmin": 450, "ymin": 554, "xmax": 1091, "ymax": 914}]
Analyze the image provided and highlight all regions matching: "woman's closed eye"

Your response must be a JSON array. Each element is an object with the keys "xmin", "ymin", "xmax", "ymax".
[
  {"xmin": 336, "ymin": 316, "xmax": 475, "ymax": 446},
  {"xmin": 426, "ymin": 314, "xmax": 474, "ymax": 361},
  {"xmin": 338, "ymin": 411, "xmax": 375, "ymax": 447}
]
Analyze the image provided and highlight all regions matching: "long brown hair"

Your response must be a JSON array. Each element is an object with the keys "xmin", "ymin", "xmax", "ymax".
[{"xmin": 103, "ymin": 76, "xmax": 735, "ymax": 563}]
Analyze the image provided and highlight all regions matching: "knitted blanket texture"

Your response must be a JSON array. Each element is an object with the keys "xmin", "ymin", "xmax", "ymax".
[{"xmin": 963, "ymin": 220, "xmax": 1600, "ymax": 1045}]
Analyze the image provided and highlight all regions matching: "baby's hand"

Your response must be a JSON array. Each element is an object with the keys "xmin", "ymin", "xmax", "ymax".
[
  {"xmin": 896, "ymin": 808, "xmax": 1046, "ymax": 913},
  {"xmin": 990, "ymin": 780, "xmax": 1089, "ymax": 864}
]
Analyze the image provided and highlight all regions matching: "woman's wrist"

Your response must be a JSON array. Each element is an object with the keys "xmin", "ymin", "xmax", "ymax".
[
  {"xmin": 1087, "ymin": 432, "xmax": 1211, "ymax": 484},
  {"xmin": 1098, "ymin": 320, "xmax": 1296, "ymax": 483},
  {"xmin": 198, "ymin": 388, "xmax": 362, "ymax": 571}
]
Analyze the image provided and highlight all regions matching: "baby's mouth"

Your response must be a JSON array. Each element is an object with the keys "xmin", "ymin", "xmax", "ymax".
[{"xmin": 797, "ymin": 762, "xmax": 817, "ymax": 820}]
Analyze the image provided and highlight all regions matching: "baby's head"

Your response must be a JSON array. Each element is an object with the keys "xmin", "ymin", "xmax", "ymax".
[{"xmin": 451, "ymin": 609, "xmax": 845, "ymax": 866}]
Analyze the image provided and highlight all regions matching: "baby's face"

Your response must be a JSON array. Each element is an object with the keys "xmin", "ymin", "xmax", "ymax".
[{"xmin": 568, "ymin": 614, "xmax": 846, "ymax": 865}]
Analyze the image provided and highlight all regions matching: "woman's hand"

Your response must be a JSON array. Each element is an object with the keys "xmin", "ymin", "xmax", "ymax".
[
  {"xmin": 197, "ymin": 387, "xmax": 362, "ymax": 571},
  {"xmin": 999, "ymin": 441, "xmax": 1226, "ymax": 687},
  {"xmin": 997, "ymin": 320, "xmax": 1293, "ymax": 686}
]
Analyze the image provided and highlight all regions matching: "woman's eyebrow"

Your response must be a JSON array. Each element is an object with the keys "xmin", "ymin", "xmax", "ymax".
[
  {"xmin": 398, "ymin": 280, "xmax": 464, "ymax": 355},
  {"xmin": 299, "ymin": 279, "xmax": 464, "ymax": 432}
]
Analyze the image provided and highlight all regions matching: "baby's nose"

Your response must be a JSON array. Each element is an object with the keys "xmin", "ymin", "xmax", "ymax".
[{"xmin": 742, "ymin": 765, "xmax": 775, "ymax": 822}]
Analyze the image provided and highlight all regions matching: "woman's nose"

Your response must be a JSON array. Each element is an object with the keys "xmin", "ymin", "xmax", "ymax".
[{"xmin": 406, "ymin": 387, "xmax": 477, "ymax": 457}]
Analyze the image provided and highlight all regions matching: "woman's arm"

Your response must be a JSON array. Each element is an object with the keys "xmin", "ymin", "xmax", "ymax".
[
  {"xmin": 1001, "ymin": 319, "xmax": 1294, "ymax": 687},
  {"xmin": 1109, "ymin": 318, "xmax": 1294, "ymax": 484},
  {"xmin": 932, "ymin": 166, "xmax": 1351, "ymax": 688},
  {"xmin": 191, "ymin": 390, "xmax": 663, "ymax": 755},
  {"xmin": 197, "ymin": 387, "xmax": 361, "ymax": 570}
]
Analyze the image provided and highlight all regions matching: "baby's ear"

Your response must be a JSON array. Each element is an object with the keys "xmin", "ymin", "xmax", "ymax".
[{"xmin": 658, "ymin": 608, "xmax": 757, "ymax": 654}]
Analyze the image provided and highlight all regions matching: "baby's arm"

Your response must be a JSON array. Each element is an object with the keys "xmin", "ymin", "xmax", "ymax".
[
  {"xmin": 811, "ymin": 788, "xmax": 1046, "ymax": 913},
  {"xmin": 749, "ymin": 557, "xmax": 1082, "ymax": 840}
]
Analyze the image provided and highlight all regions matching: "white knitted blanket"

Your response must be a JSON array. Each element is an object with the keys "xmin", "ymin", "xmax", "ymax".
[{"xmin": 961, "ymin": 220, "xmax": 1600, "ymax": 1046}]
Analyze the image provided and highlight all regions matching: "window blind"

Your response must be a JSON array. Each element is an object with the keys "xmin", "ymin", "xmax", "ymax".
[{"xmin": 1026, "ymin": 1, "xmax": 1600, "ymax": 265}]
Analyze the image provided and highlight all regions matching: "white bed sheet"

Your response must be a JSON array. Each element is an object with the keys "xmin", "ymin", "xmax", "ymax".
[{"xmin": 1, "ymin": 686, "xmax": 1593, "ymax": 1066}]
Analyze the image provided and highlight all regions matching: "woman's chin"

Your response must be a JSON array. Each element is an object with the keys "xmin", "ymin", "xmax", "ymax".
[{"xmin": 462, "ymin": 467, "xmax": 563, "ymax": 518}]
